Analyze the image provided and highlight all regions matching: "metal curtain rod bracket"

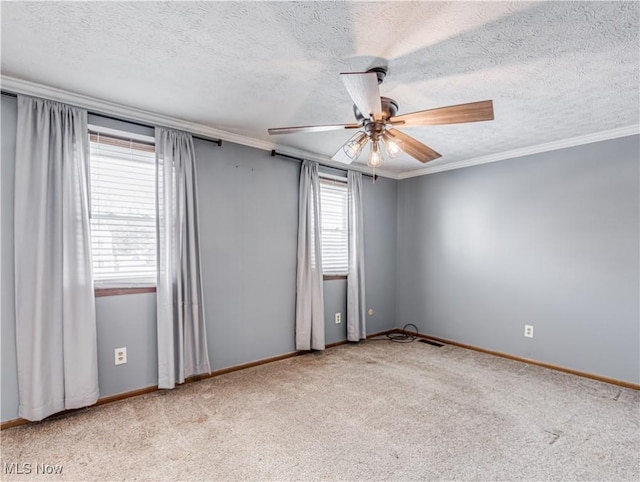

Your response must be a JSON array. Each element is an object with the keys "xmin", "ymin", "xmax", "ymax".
[
  {"xmin": 193, "ymin": 135, "xmax": 222, "ymax": 147},
  {"xmin": 271, "ymin": 149, "xmax": 302, "ymax": 161},
  {"xmin": 270, "ymin": 150, "xmax": 375, "ymax": 180}
]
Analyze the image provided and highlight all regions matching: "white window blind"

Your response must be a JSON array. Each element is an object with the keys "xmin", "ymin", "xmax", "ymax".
[
  {"xmin": 319, "ymin": 177, "xmax": 349, "ymax": 275},
  {"xmin": 89, "ymin": 131, "xmax": 157, "ymax": 288}
]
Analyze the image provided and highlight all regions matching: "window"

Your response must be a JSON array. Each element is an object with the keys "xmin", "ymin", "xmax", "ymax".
[
  {"xmin": 89, "ymin": 130, "xmax": 157, "ymax": 288},
  {"xmin": 319, "ymin": 176, "xmax": 348, "ymax": 276}
]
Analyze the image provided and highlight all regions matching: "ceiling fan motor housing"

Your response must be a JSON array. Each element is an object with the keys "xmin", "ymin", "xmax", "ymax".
[
  {"xmin": 364, "ymin": 120, "xmax": 385, "ymax": 140},
  {"xmin": 354, "ymin": 96, "xmax": 399, "ymax": 140},
  {"xmin": 353, "ymin": 97, "xmax": 399, "ymax": 122}
]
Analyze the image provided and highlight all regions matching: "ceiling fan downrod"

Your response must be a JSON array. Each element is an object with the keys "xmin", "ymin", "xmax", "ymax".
[{"xmin": 368, "ymin": 66, "xmax": 388, "ymax": 85}]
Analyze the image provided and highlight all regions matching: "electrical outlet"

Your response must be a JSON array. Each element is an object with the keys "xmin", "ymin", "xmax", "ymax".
[
  {"xmin": 368, "ymin": 308, "xmax": 374, "ymax": 316},
  {"xmin": 335, "ymin": 313, "xmax": 342, "ymax": 324},
  {"xmin": 524, "ymin": 325, "xmax": 534, "ymax": 338},
  {"xmin": 115, "ymin": 347, "xmax": 127, "ymax": 365}
]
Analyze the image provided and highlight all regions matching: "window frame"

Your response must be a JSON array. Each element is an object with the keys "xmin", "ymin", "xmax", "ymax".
[
  {"xmin": 318, "ymin": 173, "xmax": 349, "ymax": 280},
  {"xmin": 88, "ymin": 125, "xmax": 158, "ymax": 296}
]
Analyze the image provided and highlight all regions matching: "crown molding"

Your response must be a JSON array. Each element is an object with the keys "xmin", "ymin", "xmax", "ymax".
[
  {"xmin": 397, "ymin": 125, "xmax": 640, "ymax": 180},
  {"xmin": 0, "ymin": 75, "xmax": 399, "ymax": 180},
  {"xmin": 7, "ymin": 75, "xmax": 631, "ymax": 182}
]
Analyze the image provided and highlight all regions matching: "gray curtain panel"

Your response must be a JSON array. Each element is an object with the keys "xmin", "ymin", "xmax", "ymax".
[
  {"xmin": 156, "ymin": 128, "xmax": 211, "ymax": 389},
  {"xmin": 295, "ymin": 160, "xmax": 325, "ymax": 350},
  {"xmin": 347, "ymin": 171, "xmax": 366, "ymax": 341},
  {"xmin": 14, "ymin": 95, "xmax": 99, "ymax": 421}
]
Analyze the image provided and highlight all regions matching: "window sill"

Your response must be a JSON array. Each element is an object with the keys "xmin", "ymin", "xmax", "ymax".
[
  {"xmin": 323, "ymin": 275, "xmax": 347, "ymax": 281},
  {"xmin": 95, "ymin": 287, "xmax": 156, "ymax": 297}
]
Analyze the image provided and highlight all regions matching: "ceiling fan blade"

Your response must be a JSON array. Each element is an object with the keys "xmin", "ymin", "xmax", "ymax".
[
  {"xmin": 340, "ymin": 72, "xmax": 382, "ymax": 119},
  {"xmin": 390, "ymin": 100, "xmax": 494, "ymax": 127},
  {"xmin": 385, "ymin": 129, "xmax": 441, "ymax": 163},
  {"xmin": 268, "ymin": 123, "xmax": 360, "ymax": 135}
]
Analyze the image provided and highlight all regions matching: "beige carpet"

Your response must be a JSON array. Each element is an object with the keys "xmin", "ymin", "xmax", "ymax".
[{"xmin": 1, "ymin": 340, "xmax": 638, "ymax": 481}]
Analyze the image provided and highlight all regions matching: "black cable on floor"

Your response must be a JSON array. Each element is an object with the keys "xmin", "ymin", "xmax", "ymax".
[{"xmin": 385, "ymin": 323, "xmax": 418, "ymax": 343}]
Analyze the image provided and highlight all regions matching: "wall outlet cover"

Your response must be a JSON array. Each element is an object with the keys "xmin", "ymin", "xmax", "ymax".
[
  {"xmin": 115, "ymin": 347, "xmax": 127, "ymax": 365},
  {"xmin": 524, "ymin": 325, "xmax": 534, "ymax": 338}
]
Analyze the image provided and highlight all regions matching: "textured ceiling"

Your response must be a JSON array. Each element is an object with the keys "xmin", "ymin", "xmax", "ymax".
[{"xmin": 1, "ymin": 1, "xmax": 639, "ymax": 176}]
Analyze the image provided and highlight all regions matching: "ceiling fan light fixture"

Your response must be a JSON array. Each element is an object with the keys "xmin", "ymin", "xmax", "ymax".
[
  {"xmin": 343, "ymin": 131, "xmax": 368, "ymax": 160},
  {"xmin": 367, "ymin": 140, "xmax": 383, "ymax": 168},
  {"xmin": 384, "ymin": 136, "xmax": 404, "ymax": 158}
]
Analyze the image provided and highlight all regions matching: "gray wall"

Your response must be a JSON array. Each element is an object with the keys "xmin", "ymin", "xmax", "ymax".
[
  {"xmin": 194, "ymin": 140, "xmax": 299, "ymax": 368},
  {"xmin": 95, "ymin": 294, "xmax": 158, "ymax": 398},
  {"xmin": 1, "ymin": 95, "xmax": 19, "ymax": 422},
  {"xmin": 397, "ymin": 135, "xmax": 640, "ymax": 383},
  {"xmin": 193, "ymin": 144, "xmax": 398, "ymax": 353},
  {"xmin": 0, "ymin": 94, "xmax": 398, "ymax": 421},
  {"xmin": 323, "ymin": 279, "xmax": 348, "ymax": 345},
  {"xmin": 363, "ymin": 175, "xmax": 397, "ymax": 334}
]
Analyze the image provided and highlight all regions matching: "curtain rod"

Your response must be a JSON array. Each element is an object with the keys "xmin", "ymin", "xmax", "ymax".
[
  {"xmin": 1, "ymin": 90, "xmax": 222, "ymax": 147},
  {"xmin": 270, "ymin": 150, "xmax": 376, "ymax": 180}
]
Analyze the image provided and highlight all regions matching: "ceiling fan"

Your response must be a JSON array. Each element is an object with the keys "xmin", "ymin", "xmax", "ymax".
[{"xmin": 268, "ymin": 67, "xmax": 494, "ymax": 172}]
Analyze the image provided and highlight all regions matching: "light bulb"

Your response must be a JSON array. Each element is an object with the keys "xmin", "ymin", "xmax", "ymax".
[
  {"xmin": 384, "ymin": 137, "xmax": 404, "ymax": 158},
  {"xmin": 343, "ymin": 132, "xmax": 368, "ymax": 160},
  {"xmin": 367, "ymin": 140, "xmax": 383, "ymax": 168}
]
